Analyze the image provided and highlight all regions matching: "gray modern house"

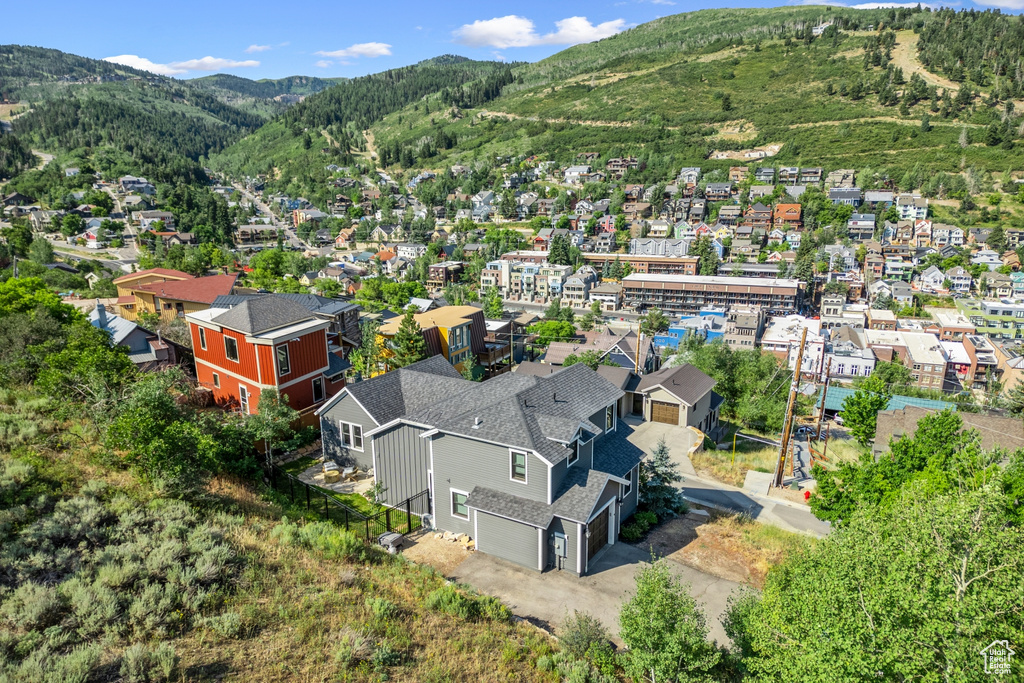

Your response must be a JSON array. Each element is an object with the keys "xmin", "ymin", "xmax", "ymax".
[{"xmin": 316, "ymin": 355, "xmax": 642, "ymax": 575}]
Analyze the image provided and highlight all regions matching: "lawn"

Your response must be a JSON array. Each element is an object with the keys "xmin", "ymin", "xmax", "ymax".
[
  {"xmin": 279, "ymin": 455, "xmax": 379, "ymax": 516},
  {"xmin": 691, "ymin": 443, "xmax": 778, "ymax": 488}
]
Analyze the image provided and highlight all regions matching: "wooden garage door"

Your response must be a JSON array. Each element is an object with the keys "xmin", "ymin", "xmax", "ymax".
[
  {"xmin": 588, "ymin": 507, "xmax": 609, "ymax": 561},
  {"xmin": 651, "ymin": 400, "xmax": 680, "ymax": 425}
]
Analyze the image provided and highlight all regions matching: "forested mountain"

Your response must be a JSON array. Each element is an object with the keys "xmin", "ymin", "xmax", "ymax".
[
  {"xmin": 189, "ymin": 73, "xmax": 347, "ymax": 99},
  {"xmin": 207, "ymin": 57, "xmax": 512, "ymax": 204},
  {"xmin": 917, "ymin": 8, "xmax": 1024, "ymax": 95},
  {"xmin": 0, "ymin": 129, "xmax": 34, "ymax": 180}
]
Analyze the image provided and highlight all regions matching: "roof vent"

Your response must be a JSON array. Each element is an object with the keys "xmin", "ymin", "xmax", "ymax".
[{"xmin": 472, "ymin": 417, "xmax": 481, "ymax": 429}]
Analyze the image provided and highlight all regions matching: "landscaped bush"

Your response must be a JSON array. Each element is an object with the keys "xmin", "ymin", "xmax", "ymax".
[
  {"xmin": 620, "ymin": 521, "xmax": 648, "ymax": 542},
  {"xmin": 558, "ymin": 610, "xmax": 609, "ymax": 659},
  {"xmin": 365, "ymin": 596, "xmax": 399, "ymax": 620},
  {"xmin": 634, "ymin": 510, "xmax": 658, "ymax": 528}
]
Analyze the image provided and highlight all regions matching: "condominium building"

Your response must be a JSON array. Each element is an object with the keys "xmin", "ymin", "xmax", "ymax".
[{"xmin": 621, "ymin": 273, "xmax": 802, "ymax": 316}]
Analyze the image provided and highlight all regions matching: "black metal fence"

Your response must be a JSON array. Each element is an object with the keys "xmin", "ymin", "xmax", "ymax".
[{"xmin": 267, "ymin": 464, "xmax": 430, "ymax": 541}]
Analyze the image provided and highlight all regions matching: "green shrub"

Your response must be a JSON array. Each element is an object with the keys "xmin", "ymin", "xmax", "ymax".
[
  {"xmin": 371, "ymin": 641, "xmax": 403, "ymax": 669},
  {"xmin": 365, "ymin": 596, "xmax": 399, "ymax": 620},
  {"xmin": 202, "ymin": 612, "xmax": 242, "ymax": 638},
  {"xmin": 120, "ymin": 643, "xmax": 158, "ymax": 683},
  {"xmin": 536, "ymin": 655, "xmax": 553, "ymax": 671},
  {"xmin": 635, "ymin": 510, "xmax": 658, "ymax": 527},
  {"xmin": 558, "ymin": 610, "xmax": 610, "ymax": 659},
  {"xmin": 333, "ymin": 628, "xmax": 373, "ymax": 668},
  {"xmin": 1, "ymin": 582, "xmax": 65, "ymax": 631},
  {"xmin": 478, "ymin": 595, "xmax": 512, "ymax": 623},
  {"xmin": 424, "ymin": 585, "xmax": 478, "ymax": 620},
  {"xmin": 620, "ymin": 522, "xmax": 647, "ymax": 542},
  {"xmin": 271, "ymin": 519, "xmax": 376, "ymax": 563}
]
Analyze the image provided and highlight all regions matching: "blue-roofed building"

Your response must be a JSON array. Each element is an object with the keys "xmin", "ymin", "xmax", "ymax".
[
  {"xmin": 653, "ymin": 308, "xmax": 727, "ymax": 350},
  {"xmin": 817, "ymin": 385, "xmax": 955, "ymax": 415}
]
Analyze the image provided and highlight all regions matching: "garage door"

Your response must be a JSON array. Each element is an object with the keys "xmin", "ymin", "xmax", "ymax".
[
  {"xmin": 587, "ymin": 507, "xmax": 609, "ymax": 561},
  {"xmin": 651, "ymin": 400, "xmax": 680, "ymax": 425}
]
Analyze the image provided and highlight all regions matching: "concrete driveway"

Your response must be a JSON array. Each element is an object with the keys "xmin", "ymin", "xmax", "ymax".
[
  {"xmin": 450, "ymin": 541, "xmax": 741, "ymax": 645},
  {"xmin": 621, "ymin": 419, "xmax": 699, "ymax": 476}
]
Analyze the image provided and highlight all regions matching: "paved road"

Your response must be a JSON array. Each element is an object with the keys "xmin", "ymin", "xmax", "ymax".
[
  {"xmin": 451, "ymin": 540, "xmax": 741, "ymax": 645},
  {"xmin": 680, "ymin": 474, "xmax": 831, "ymax": 537}
]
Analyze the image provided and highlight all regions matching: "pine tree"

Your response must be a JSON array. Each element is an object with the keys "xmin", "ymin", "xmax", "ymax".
[
  {"xmin": 390, "ymin": 308, "xmax": 427, "ymax": 369},
  {"xmin": 639, "ymin": 439, "xmax": 685, "ymax": 519},
  {"xmin": 483, "ymin": 287, "xmax": 504, "ymax": 319}
]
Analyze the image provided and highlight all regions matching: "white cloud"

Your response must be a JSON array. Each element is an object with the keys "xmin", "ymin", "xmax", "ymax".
[
  {"xmin": 966, "ymin": 0, "xmax": 1021, "ymax": 6},
  {"xmin": 315, "ymin": 60, "xmax": 333, "ymax": 68},
  {"xmin": 245, "ymin": 44, "xmax": 271, "ymax": 53},
  {"xmin": 315, "ymin": 42, "xmax": 392, "ymax": 59},
  {"xmin": 170, "ymin": 56, "xmax": 260, "ymax": 71},
  {"xmin": 649, "ymin": 0, "xmax": 676, "ymax": 5},
  {"xmin": 103, "ymin": 54, "xmax": 186, "ymax": 76},
  {"xmin": 103, "ymin": 54, "xmax": 260, "ymax": 76},
  {"xmin": 454, "ymin": 15, "xmax": 626, "ymax": 49}
]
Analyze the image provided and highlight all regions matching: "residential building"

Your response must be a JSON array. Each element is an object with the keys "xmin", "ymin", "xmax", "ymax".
[
  {"xmin": 634, "ymin": 364, "xmax": 721, "ymax": 432},
  {"xmin": 972, "ymin": 249, "xmax": 1003, "ymax": 272},
  {"xmin": 743, "ymin": 202, "xmax": 772, "ymax": 229},
  {"xmin": 582, "ymin": 253, "xmax": 699, "ymax": 276},
  {"xmin": 316, "ymin": 358, "xmax": 640, "ymax": 575},
  {"xmin": 754, "ymin": 167, "xmax": 775, "ymax": 184},
  {"xmin": 824, "ymin": 326, "xmax": 876, "ymax": 380},
  {"xmin": 621, "ymin": 273, "xmax": 802, "ymax": 316},
  {"xmin": 630, "ymin": 238, "xmax": 689, "ymax": 257},
  {"xmin": 867, "ymin": 309, "xmax": 897, "ymax": 331},
  {"xmin": 186, "ymin": 294, "xmax": 345, "ymax": 417},
  {"xmin": 589, "ymin": 282, "xmax": 623, "ymax": 312},
  {"xmin": 378, "ymin": 306, "xmax": 509, "ymax": 377},
  {"xmin": 820, "ymin": 294, "xmax": 867, "ymax": 330},
  {"xmin": 828, "ymin": 187, "xmax": 863, "ymax": 207},
  {"xmin": 962, "ymin": 334, "xmax": 1002, "ymax": 391},
  {"xmin": 762, "ymin": 315, "xmax": 826, "ymax": 378},
  {"xmin": 114, "ymin": 269, "xmax": 237, "ymax": 322},
  {"xmin": 562, "ymin": 266, "xmax": 599, "ymax": 308},
  {"xmin": 704, "ymin": 183, "xmax": 733, "ymax": 201},
  {"xmin": 896, "ymin": 193, "xmax": 928, "ymax": 221},
  {"xmin": 773, "ymin": 203, "xmax": 802, "ymax": 230},
  {"xmin": 717, "ymin": 204, "xmax": 742, "ymax": 226},
  {"xmin": 872, "ymin": 406, "xmax": 1024, "ymax": 457},
  {"xmin": 427, "ymin": 261, "xmax": 464, "ymax": 289},
  {"xmin": 722, "ymin": 305, "xmax": 766, "ymax": 349},
  {"xmin": 89, "ymin": 302, "xmax": 182, "ymax": 371},
  {"xmin": 544, "ymin": 330, "xmax": 656, "ymax": 374},
  {"xmin": 847, "ymin": 213, "xmax": 875, "ymax": 241}
]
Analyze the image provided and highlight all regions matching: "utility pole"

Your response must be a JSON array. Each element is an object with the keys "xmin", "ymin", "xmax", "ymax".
[
  {"xmin": 771, "ymin": 327, "xmax": 807, "ymax": 491},
  {"xmin": 815, "ymin": 357, "xmax": 832, "ymax": 439}
]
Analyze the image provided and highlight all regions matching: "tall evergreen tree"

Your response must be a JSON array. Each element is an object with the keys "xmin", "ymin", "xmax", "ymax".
[{"xmin": 389, "ymin": 307, "xmax": 427, "ymax": 369}]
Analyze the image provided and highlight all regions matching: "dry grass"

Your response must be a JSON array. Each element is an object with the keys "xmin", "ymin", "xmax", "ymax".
[
  {"xmin": 691, "ymin": 445, "xmax": 779, "ymax": 488},
  {"xmin": 642, "ymin": 509, "xmax": 812, "ymax": 588},
  {"xmin": 174, "ymin": 475, "xmax": 559, "ymax": 682},
  {"xmin": 809, "ymin": 435, "xmax": 867, "ymax": 468}
]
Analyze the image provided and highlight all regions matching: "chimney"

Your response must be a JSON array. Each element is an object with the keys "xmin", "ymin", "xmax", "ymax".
[{"xmin": 95, "ymin": 300, "xmax": 106, "ymax": 327}]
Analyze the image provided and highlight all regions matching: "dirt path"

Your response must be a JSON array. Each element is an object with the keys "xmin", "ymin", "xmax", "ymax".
[
  {"xmin": 788, "ymin": 115, "xmax": 984, "ymax": 130},
  {"xmin": 31, "ymin": 149, "xmax": 54, "ymax": 170},
  {"xmin": 891, "ymin": 30, "xmax": 959, "ymax": 92},
  {"xmin": 358, "ymin": 128, "xmax": 376, "ymax": 160}
]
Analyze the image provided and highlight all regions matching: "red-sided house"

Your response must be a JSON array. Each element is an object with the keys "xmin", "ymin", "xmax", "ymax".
[{"xmin": 185, "ymin": 295, "xmax": 346, "ymax": 419}]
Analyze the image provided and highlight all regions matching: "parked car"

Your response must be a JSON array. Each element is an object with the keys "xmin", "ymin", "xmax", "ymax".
[{"xmin": 833, "ymin": 415, "xmax": 845, "ymax": 426}]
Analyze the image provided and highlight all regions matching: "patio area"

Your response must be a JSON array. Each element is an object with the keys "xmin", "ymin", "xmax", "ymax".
[{"xmin": 290, "ymin": 457, "xmax": 376, "ymax": 498}]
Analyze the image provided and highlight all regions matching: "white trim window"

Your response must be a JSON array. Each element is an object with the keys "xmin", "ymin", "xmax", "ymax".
[
  {"xmin": 238, "ymin": 385, "xmax": 249, "ymax": 414},
  {"xmin": 451, "ymin": 489, "xmax": 469, "ymax": 520},
  {"xmin": 622, "ymin": 468, "xmax": 633, "ymax": 496},
  {"xmin": 510, "ymin": 449, "xmax": 528, "ymax": 483},
  {"xmin": 566, "ymin": 439, "xmax": 579, "ymax": 467},
  {"xmin": 198, "ymin": 327, "xmax": 207, "ymax": 350},
  {"xmin": 277, "ymin": 344, "xmax": 291, "ymax": 376},
  {"xmin": 340, "ymin": 421, "xmax": 364, "ymax": 451},
  {"xmin": 224, "ymin": 336, "xmax": 239, "ymax": 362},
  {"xmin": 212, "ymin": 373, "xmax": 220, "ymax": 388},
  {"xmin": 312, "ymin": 377, "xmax": 324, "ymax": 403}
]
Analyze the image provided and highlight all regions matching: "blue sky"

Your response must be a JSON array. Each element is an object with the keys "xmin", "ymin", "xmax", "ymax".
[{"xmin": 3, "ymin": 1, "xmax": 1021, "ymax": 80}]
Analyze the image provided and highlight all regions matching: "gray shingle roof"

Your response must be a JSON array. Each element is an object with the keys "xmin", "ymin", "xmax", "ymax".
[
  {"xmin": 466, "ymin": 487, "xmax": 553, "ymax": 527},
  {"xmin": 212, "ymin": 293, "xmax": 357, "ymax": 317},
  {"xmin": 593, "ymin": 428, "xmax": 645, "ymax": 478},
  {"xmin": 210, "ymin": 295, "xmax": 315, "ymax": 335},
  {"xmin": 351, "ymin": 359, "xmax": 624, "ymax": 464},
  {"xmin": 345, "ymin": 355, "xmax": 465, "ymax": 424},
  {"xmin": 466, "ymin": 465, "xmax": 620, "ymax": 527},
  {"xmin": 636, "ymin": 364, "xmax": 716, "ymax": 406}
]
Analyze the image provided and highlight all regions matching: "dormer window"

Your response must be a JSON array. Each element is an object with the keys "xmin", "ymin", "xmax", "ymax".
[{"xmin": 566, "ymin": 439, "xmax": 579, "ymax": 466}]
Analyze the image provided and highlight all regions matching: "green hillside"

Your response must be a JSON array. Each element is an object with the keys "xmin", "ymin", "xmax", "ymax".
[
  {"xmin": 0, "ymin": 45, "xmax": 267, "ymax": 187},
  {"xmin": 361, "ymin": 6, "xmax": 1022, "ymax": 187},
  {"xmin": 189, "ymin": 73, "xmax": 347, "ymax": 99},
  {"xmin": 206, "ymin": 57, "xmax": 512, "ymax": 204}
]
